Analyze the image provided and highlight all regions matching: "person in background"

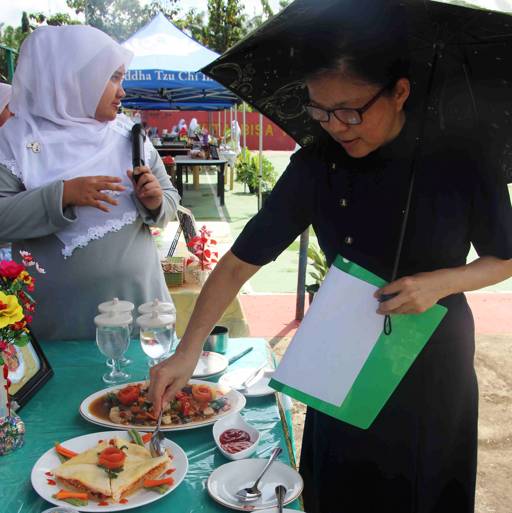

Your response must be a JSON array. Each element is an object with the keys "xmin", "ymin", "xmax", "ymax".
[
  {"xmin": 0, "ymin": 25, "xmax": 180, "ymax": 340},
  {"xmin": 188, "ymin": 118, "xmax": 199, "ymax": 138},
  {"xmin": 0, "ymin": 83, "xmax": 13, "ymax": 127}
]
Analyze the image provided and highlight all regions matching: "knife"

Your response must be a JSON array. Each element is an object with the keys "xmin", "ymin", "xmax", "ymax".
[{"xmin": 228, "ymin": 346, "xmax": 253, "ymax": 365}]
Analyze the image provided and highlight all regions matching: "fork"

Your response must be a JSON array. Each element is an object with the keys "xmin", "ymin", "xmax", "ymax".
[{"xmin": 149, "ymin": 409, "xmax": 165, "ymax": 457}]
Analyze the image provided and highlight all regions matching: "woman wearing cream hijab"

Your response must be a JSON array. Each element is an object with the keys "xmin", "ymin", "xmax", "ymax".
[
  {"xmin": 0, "ymin": 83, "xmax": 12, "ymax": 126},
  {"xmin": 0, "ymin": 25, "xmax": 180, "ymax": 340}
]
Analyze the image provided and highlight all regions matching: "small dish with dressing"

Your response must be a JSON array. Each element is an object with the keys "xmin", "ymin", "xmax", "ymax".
[{"xmin": 212, "ymin": 413, "xmax": 260, "ymax": 461}]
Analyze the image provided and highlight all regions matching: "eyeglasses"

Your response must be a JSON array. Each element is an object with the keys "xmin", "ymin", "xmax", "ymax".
[{"xmin": 305, "ymin": 86, "xmax": 388, "ymax": 125}]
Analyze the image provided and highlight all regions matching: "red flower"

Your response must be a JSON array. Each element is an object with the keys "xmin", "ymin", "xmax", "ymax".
[
  {"xmin": 0, "ymin": 260, "xmax": 25, "ymax": 279},
  {"xmin": 25, "ymin": 315, "xmax": 33, "ymax": 324}
]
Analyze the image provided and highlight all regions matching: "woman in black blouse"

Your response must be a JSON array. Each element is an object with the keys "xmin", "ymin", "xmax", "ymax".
[{"xmin": 149, "ymin": 32, "xmax": 512, "ymax": 513}]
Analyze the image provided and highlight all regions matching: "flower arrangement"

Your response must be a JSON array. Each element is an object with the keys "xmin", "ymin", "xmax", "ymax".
[
  {"xmin": 0, "ymin": 251, "xmax": 45, "ymax": 415},
  {"xmin": 186, "ymin": 225, "xmax": 219, "ymax": 271}
]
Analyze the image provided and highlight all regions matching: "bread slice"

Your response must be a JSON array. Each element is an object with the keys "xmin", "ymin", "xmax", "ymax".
[
  {"xmin": 54, "ymin": 438, "xmax": 171, "ymax": 502},
  {"xmin": 110, "ymin": 439, "xmax": 171, "ymax": 501},
  {"xmin": 54, "ymin": 441, "xmax": 111, "ymax": 498}
]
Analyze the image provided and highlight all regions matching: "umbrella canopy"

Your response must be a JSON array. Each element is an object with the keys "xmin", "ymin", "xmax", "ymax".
[
  {"xmin": 122, "ymin": 12, "xmax": 239, "ymax": 110},
  {"xmin": 202, "ymin": 0, "xmax": 512, "ymax": 183}
]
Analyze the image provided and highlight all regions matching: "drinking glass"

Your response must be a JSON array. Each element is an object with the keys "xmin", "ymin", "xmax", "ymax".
[
  {"xmin": 96, "ymin": 325, "xmax": 131, "ymax": 384},
  {"xmin": 139, "ymin": 327, "xmax": 173, "ymax": 367}
]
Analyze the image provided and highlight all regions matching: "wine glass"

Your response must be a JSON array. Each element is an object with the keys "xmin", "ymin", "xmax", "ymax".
[
  {"xmin": 98, "ymin": 298, "xmax": 135, "ymax": 367},
  {"xmin": 136, "ymin": 311, "xmax": 175, "ymax": 368},
  {"xmin": 94, "ymin": 312, "xmax": 132, "ymax": 384},
  {"xmin": 139, "ymin": 327, "xmax": 173, "ymax": 367}
]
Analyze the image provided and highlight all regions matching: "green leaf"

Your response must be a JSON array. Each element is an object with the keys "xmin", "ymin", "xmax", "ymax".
[{"xmin": 14, "ymin": 333, "xmax": 30, "ymax": 347}]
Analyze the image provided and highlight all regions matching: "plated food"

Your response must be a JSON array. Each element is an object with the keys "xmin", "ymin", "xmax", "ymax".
[
  {"xmin": 31, "ymin": 431, "xmax": 188, "ymax": 512},
  {"xmin": 80, "ymin": 380, "xmax": 246, "ymax": 432}
]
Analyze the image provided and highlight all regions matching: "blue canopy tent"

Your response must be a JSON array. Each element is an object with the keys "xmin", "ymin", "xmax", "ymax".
[{"xmin": 121, "ymin": 13, "xmax": 239, "ymax": 110}]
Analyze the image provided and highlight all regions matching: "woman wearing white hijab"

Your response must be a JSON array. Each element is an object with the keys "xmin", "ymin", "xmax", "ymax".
[
  {"xmin": 188, "ymin": 118, "xmax": 199, "ymax": 138},
  {"xmin": 0, "ymin": 25, "xmax": 180, "ymax": 340},
  {"xmin": 0, "ymin": 83, "xmax": 12, "ymax": 126}
]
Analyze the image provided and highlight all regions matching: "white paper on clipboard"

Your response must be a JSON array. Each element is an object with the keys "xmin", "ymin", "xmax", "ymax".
[{"xmin": 272, "ymin": 264, "xmax": 383, "ymax": 406}]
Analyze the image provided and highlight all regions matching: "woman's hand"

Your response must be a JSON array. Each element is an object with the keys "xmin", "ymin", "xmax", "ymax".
[
  {"xmin": 62, "ymin": 176, "xmax": 125, "ymax": 212},
  {"xmin": 148, "ymin": 349, "xmax": 201, "ymax": 416},
  {"xmin": 128, "ymin": 166, "xmax": 163, "ymax": 212},
  {"xmin": 375, "ymin": 271, "xmax": 448, "ymax": 315}
]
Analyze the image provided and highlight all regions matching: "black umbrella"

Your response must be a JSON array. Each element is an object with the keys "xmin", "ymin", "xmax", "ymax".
[
  {"xmin": 202, "ymin": 0, "xmax": 512, "ymax": 328},
  {"xmin": 203, "ymin": 0, "xmax": 512, "ymax": 185}
]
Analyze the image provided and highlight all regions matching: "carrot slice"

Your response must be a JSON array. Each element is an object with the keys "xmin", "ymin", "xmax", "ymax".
[
  {"xmin": 54, "ymin": 490, "xmax": 89, "ymax": 500},
  {"xmin": 55, "ymin": 443, "xmax": 78, "ymax": 459},
  {"xmin": 143, "ymin": 477, "xmax": 174, "ymax": 488},
  {"xmin": 141, "ymin": 433, "xmax": 153, "ymax": 444}
]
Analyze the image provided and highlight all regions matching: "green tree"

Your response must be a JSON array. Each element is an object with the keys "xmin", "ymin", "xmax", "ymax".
[
  {"xmin": 204, "ymin": 0, "xmax": 246, "ymax": 53},
  {"xmin": 66, "ymin": 0, "xmax": 179, "ymax": 41}
]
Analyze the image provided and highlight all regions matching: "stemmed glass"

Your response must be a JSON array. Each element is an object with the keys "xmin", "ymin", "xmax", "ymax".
[
  {"xmin": 136, "ymin": 311, "xmax": 175, "ymax": 367},
  {"xmin": 94, "ymin": 312, "xmax": 132, "ymax": 384},
  {"xmin": 98, "ymin": 298, "xmax": 135, "ymax": 368}
]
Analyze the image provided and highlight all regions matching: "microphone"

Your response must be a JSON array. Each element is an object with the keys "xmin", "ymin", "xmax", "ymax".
[{"xmin": 131, "ymin": 123, "xmax": 146, "ymax": 183}]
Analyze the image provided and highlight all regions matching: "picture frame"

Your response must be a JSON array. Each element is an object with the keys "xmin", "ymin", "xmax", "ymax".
[
  {"xmin": 3, "ymin": 331, "xmax": 53, "ymax": 411},
  {"xmin": 209, "ymin": 144, "xmax": 220, "ymax": 160}
]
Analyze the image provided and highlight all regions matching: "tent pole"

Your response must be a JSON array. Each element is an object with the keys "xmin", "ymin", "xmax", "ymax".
[
  {"xmin": 242, "ymin": 102, "xmax": 247, "ymax": 150},
  {"xmin": 258, "ymin": 112, "xmax": 263, "ymax": 211},
  {"xmin": 224, "ymin": 109, "xmax": 227, "ymax": 143},
  {"xmin": 217, "ymin": 110, "xmax": 221, "ymax": 139},
  {"xmin": 230, "ymin": 107, "xmax": 234, "ymax": 150}
]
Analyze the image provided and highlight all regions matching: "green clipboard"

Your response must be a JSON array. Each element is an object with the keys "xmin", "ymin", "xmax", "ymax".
[{"xmin": 269, "ymin": 256, "xmax": 447, "ymax": 429}]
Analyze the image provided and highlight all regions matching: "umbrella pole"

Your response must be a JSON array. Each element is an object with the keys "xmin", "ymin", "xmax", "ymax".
[
  {"xmin": 384, "ymin": 43, "xmax": 441, "ymax": 335},
  {"xmin": 258, "ymin": 113, "xmax": 263, "ymax": 210},
  {"xmin": 295, "ymin": 229, "xmax": 309, "ymax": 320},
  {"xmin": 242, "ymin": 102, "xmax": 247, "ymax": 150}
]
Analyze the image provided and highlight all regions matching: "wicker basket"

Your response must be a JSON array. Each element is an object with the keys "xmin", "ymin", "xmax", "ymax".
[{"xmin": 161, "ymin": 256, "xmax": 185, "ymax": 287}]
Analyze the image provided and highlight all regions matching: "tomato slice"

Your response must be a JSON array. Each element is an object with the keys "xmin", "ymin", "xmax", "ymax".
[
  {"xmin": 191, "ymin": 384, "xmax": 213, "ymax": 402},
  {"xmin": 117, "ymin": 385, "xmax": 140, "ymax": 406},
  {"xmin": 98, "ymin": 447, "xmax": 126, "ymax": 469}
]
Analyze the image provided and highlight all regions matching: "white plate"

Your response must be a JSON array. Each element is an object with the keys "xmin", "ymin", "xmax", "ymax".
[
  {"xmin": 192, "ymin": 351, "xmax": 228, "ymax": 378},
  {"xmin": 219, "ymin": 367, "xmax": 276, "ymax": 397},
  {"xmin": 31, "ymin": 430, "xmax": 188, "ymax": 512},
  {"xmin": 79, "ymin": 380, "xmax": 246, "ymax": 432},
  {"xmin": 207, "ymin": 458, "xmax": 303, "ymax": 511}
]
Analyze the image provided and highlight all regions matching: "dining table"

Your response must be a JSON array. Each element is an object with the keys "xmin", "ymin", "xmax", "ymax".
[
  {"xmin": 0, "ymin": 337, "xmax": 301, "ymax": 513},
  {"xmin": 173, "ymin": 159, "xmax": 228, "ymax": 206}
]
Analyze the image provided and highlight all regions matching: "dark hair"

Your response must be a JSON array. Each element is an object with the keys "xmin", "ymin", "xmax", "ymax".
[{"xmin": 301, "ymin": 1, "xmax": 410, "ymax": 91}]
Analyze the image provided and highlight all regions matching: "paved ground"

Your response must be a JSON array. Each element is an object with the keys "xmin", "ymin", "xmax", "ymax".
[{"xmin": 241, "ymin": 294, "xmax": 512, "ymax": 513}]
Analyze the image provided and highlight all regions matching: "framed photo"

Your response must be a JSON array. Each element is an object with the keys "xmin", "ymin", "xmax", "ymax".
[
  {"xmin": 209, "ymin": 144, "xmax": 220, "ymax": 160},
  {"xmin": 2, "ymin": 331, "xmax": 53, "ymax": 411}
]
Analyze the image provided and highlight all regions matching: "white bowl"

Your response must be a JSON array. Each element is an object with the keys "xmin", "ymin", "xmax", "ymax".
[{"xmin": 213, "ymin": 412, "xmax": 260, "ymax": 460}]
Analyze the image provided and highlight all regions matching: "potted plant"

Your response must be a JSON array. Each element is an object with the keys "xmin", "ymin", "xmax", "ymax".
[
  {"xmin": 235, "ymin": 149, "xmax": 277, "ymax": 195},
  {"xmin": 305, "ymin": 243, "xmax": 329, "ymax": 304}
]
